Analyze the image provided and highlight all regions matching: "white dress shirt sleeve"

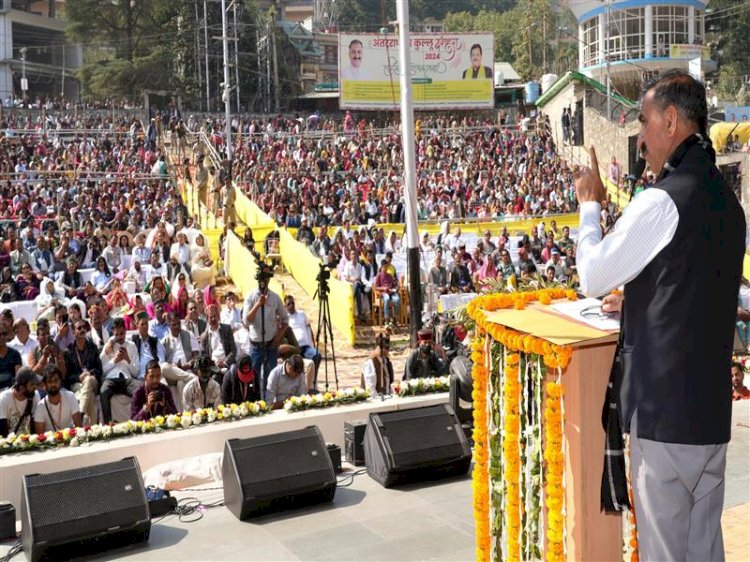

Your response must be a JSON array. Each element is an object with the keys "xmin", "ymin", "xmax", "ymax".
[
  {"xmin": 362, "ymin": 359, "xmax": 376, "ymax": 395},
  {"xmin": 576, "ymin": 189, "xmax": 680, "ymax": 297}
]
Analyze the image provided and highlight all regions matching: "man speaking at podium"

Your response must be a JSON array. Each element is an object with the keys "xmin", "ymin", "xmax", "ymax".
[{"xmin": 575, "ymin": 70, "xmax": 745, "ymax": 561}]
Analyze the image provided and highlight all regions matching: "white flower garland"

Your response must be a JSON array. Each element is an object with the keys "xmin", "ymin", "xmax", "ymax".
[
  {"xmin": 284, "ymin": 387, "xmax": 371, "ymax": 412},
  {"xmin": 0, "ymin": 401, "xmax": 269, "ymax": 455},
  {"xmin": 393, "ymin": 376, "xmax": 450, "ymax": 397}
]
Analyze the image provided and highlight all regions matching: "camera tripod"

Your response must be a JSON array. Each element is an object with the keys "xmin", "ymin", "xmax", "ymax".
[{"xmin": 314, "ymin": 274, "xmax": 339, "ymax": 392}]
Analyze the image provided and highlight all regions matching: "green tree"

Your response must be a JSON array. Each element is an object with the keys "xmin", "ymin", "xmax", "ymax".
[
  {"xmin": 707, "ymin": 0, "xmax": 750, "ymax": 101},
  {"xmin": 64, "ymin": 0, "xmax": 262, "ymax": 108},
  {"xmin": 445, "ymin": 4, "xmax": 538, "ymax": 70},
  {"xmin": 510, "ymin": 0, "xmax": 554, "ymax": 80},
  {"xmin": 65, "ymin": 0, "xmax": 181, "ymax": 96}
]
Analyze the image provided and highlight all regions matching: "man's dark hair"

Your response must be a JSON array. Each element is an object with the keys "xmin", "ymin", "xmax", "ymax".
[
  {"xmin": 112, "ymin": 317, "xmax": 126, "ymax": 331},
  {"xmin": 470, "ymin": 43, "xmax": 482, "ymax": 55},
  {"xmin": 36, "ymin": 318, "xmax": 49, "ymax": 330},
  {"xmin": 68, "ymin": 302, "xmax": 81, "ymax": 313},
  {"xmin": 146, "ymin": 359, "xmax": 161, "ymax": 372},
  {"xmin": 349, "ymin": 39, "xmax": 363, "ymax": 50},
  {"xmin": 643, "ymin": 69, "xmax": 708, "ymax": 135},
  {"xmin": 43, "ymin": 363, "xmax": 62, "ymax": 382},
  {"xmin": 166, "ymin": 312, "xmax": 181, "ymax": 323},
  {"xmin": 731, "ymin": 361, "xmax": 743, "ymax": 372}
]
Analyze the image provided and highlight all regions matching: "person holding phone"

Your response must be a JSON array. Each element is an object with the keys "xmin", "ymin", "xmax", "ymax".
[
  {"xmin": 99, "ymin": 317, "xmax": 140, "ymax": 423},
  {"xmin": 131, "ymin": 360, "xmax": 177, "ymax": 420}
]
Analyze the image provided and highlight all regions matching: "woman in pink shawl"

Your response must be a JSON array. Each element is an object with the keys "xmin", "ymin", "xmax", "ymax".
[
  {"xmin": 473, "ymin": 255, "xmax": 499, "ymax": 289},
  {"xmin": 203, "ymin": 285, "xmax": 219, "ymax": 307},
  {"xmin": 174, "ymin": 286, "xmax": 190, "ymax": 319},
  {"xmin": 124, "ymin": 295, "xmax": 147, "ymax": 330}
]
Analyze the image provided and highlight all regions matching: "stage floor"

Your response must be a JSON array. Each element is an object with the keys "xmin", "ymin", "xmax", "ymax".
[
  {"xmin": 1, "ymin": 402, "xmax": 746, "ymax": 561},
  {"xmin": 39, "ymin": 466, "xmax": 475, "ymax": 562}
]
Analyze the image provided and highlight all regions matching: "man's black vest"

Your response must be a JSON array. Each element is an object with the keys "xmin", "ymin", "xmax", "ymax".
[
  {"xmin": 132, "ymin": 334, "xmax": 159, "ymax": 363},
  {"xmin": 619, "ymin": 137, "xmax": 745, "ymax": 445}
]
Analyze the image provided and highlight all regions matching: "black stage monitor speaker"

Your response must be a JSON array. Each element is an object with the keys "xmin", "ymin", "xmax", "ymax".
[
  {"xmin": 21, "ymin": 457, "xmax": 150, "ymax": 562},
  {"xmin": 223, "ymin": 425, "xmax": 337, "ymax": 519},
  {"xmin": 364, "ymin": 403, "xmax": 472, "ymax": 488},
  {"xmin": 344, "ymin": 420, "xmax": 367, "ymax": 465}
]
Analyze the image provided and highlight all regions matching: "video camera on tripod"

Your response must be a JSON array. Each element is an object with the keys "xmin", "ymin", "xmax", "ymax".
[
  {"xmin": 316, "ymin": 263, "xmax": 331, "ymax": 296},
  {"xmin": 250, "ymin": 249, "xmax": 274, "ymax": 291}
]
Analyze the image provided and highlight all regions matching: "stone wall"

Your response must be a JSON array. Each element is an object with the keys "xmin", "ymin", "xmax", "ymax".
[{"xmin": 583, "ymin": 107, "xmax": 640, "ymax": 178}]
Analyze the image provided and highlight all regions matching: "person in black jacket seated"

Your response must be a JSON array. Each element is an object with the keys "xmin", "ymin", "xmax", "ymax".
[
  {"xmin": 221, "ymin": 355, "xmax": 259, "ymax": 405},
  {"xmin": 64, "ymin": 319, "xmax": 103, "ymax": 424},
  {"xmin": 403, "ymin": 329, "xmax": 447, "ymax": 380}
]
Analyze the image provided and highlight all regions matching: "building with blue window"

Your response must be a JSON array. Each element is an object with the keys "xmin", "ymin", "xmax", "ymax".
[{"xmin": 568, "ymin": 0, "xmax": 715, "ymax": 85}]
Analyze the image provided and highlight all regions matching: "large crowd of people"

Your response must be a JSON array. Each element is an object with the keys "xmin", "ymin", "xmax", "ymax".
[
  {"xmin": 223, "ymin": 113, "xmax": 578, "ymax": 227},
  {"xmin": 0, "ymin": 118, "xmax": 226, "ymax": 436},
  {"xmin": 0, "ymin": 103, "xmax": 747, "ymax": 444}
]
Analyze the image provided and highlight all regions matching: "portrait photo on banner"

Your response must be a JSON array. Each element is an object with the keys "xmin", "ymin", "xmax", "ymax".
[{"xmin": 338, "ymin": 32, "xmax": 495, "ymax": 111}]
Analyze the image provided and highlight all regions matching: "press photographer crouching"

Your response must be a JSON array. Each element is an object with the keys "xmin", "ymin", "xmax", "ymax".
[{"xmin": 242, "ymin": 255, "xmax": 288, "ymax": 399}]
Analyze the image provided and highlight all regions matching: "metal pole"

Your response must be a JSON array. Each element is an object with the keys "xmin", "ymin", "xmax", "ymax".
[
  {"xmin": 271, "ymin": 10, "xmax": 280, "ymax": 113},
  {"xmin": 20, "ymin": 47, "xmax": 27, "ymax": 105},
  {"xmin": 221, "ymin": 0, "xmax": 233, "ymax": 230},
  {"xmin": 256, "ymin": 27, "xmax": 262, "ymax": 113},
  {"xmin": 203, "ymin": 0, "xmax": 211, "ymax": 112},
  {"xmin": 266, "ymin": 19, "xmax": 271, "ymax": 113},
  {"xmin": 606, "ymin": 0, "xmax": 612, "ymax": 121},
  {"xmin": 195, "ymin": 0, "xmax": 203, "ymax": 112},
  {"xmin": 233, "ymin": 1, "xmax": 241, "ymax": 113},
  {"xmin": 221, "ymin": 0, "xmax": 232, "ymax": 160},
  {"xmin": 61, "ymin": 44, "xmax": 65, "ymax": 100},
  {"xmin": 395, "ymin": 0, "xmax": 422, "ymax": 346}
]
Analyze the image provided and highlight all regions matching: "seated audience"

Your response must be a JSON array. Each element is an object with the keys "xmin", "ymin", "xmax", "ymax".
[
  {"xmin": 361, "ymin": 333, "xmax": 394, "ymax": 397},
  {"xmin": 0, "ymin": 368, "xmax": 40, "ymax": 437},
  {"xmin": 404, "ymin": 329, "xmax": 447, "ymax": 380},
  {"xmin": 200, "ymin": 304, "xmax": 237, "ymax": 383},
  {"xmin": 182, "ymin": 355, "xmax": 222, "ymax": 411},
  {"xmin": 732, "ymin": 362, "xmax": 750, "ymax": 400},
  {"xmin": 100, "ymin": 317, "xmax": 140, "ymax": 423},
  {"xmin": 0, "ymin": 324, "xmax": 23, "ymax": 390},
  {"xmin": 64, "ymin": 319, "xmax": 102, "ymax": 423},
  {"xmin": 33, "ymin": 364, "xmax": 82, "ymax": 433},
  {"xmin": 130, "ymin": 360, "xmax": 178, "ymax": 420},
  {"xmin": 221, "ymin": 355, "xmax": 260, "ymax": 405}
]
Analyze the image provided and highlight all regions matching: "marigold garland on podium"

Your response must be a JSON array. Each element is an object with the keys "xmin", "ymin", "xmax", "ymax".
[{"xmin": 466, "ymin": 289, "xmax": 636, "ymax": 562}]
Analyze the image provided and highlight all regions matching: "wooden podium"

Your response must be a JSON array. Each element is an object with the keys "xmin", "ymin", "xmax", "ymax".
[
  {"xmin": 482, "ymin": 301, "xmax": 624, "ymax": 561},
  {"xmin": 563, "ymin": 332, "xmax": 623, "ymax": 560}
]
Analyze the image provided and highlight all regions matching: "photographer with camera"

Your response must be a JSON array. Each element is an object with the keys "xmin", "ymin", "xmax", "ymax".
[
  {"xmin": 242, "ymin": 258, "xmax": 288, "ymax": 399},
  {"xmin": 404, "ymin": 329, "xmax": 447, "ymax": 381},
  {"xmin": 130, "ymin": 360, "xmax": 177, "ymax": 421}
]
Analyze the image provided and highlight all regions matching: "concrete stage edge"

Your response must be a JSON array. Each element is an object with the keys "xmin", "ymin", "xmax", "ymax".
[{"xmin": 0, "ymin": 394, "xmax": 448, "ymax": 516}]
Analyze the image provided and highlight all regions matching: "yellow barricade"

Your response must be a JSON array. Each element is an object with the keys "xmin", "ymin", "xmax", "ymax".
[
  {"xmin": 235, "ymin": 189, "xmax": 276, "ymax": 228},
  {"xmin": 327, "ymin": 276, "xmax": 356, "ymax": 345},
  {"xmin": 226, "ymin": 231, "xmax": 284, "ymax": 299},
  {"xmin": 278, "ymin": 229, "xmax": 355, "ymax": 344},
  {"xmin": 375, "ymin": 215, "xmax": 580, "ymax": 237},
  {"xmin": 278, "ymin": 228, "xmax": 321, "ymax": 298},
  {"xmin": 180, "ymin": 179, "xmax": 223, "ymax": 261}
]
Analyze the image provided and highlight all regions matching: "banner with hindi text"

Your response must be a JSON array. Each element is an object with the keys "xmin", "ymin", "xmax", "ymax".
[{"xmin": 338, "ymin": 32, "xmax": 495, "ymax": 111}]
